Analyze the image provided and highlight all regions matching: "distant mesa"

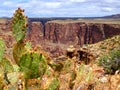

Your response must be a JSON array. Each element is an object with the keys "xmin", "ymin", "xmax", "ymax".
[{"xmin": 103, "ymin": 14, "xmax": 120, "ymax": 18}]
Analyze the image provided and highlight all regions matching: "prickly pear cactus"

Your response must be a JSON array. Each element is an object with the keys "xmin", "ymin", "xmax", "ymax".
[
  {"xmin": 0, "ymin": 57, "xmax": 14, "ymax": 73},
  {"xmin": 0, "ymin": 38, "xmax": 5, "ymax": 62},
  {"xmin": 13, "ymin": 40, "xmax": 32, "ymax": 65},
  {"xmin": 57, "ymin": 59, "xmax": 76, "ymax": 90},
  {"xmin": 25, "ymin": 41, "xmax": 32, "ymax": 50},
  {"xmin": 11, "ymin": 7, "xmax": 28, "ymax": 42},
  {"xmin": 19, "ymin": 51, "xmax": 47, "ymax": 79},
  {"xmin": 13, "ymin": 41, "xmax": 26, "ymax": 64},
  {"xmin": 40, "ymin": 66, "xmax": 59, "ymax": 90},
  {"xmin": 0, "ymin": 58, "xmax": 14, "ymax": 86},
  {"xmin": 0, "ymin": 73, "xmax": 4, "ymax": 90},
  {"xmin": 48, "ymin": 78, "xmax": 59, "ymax": 90}
]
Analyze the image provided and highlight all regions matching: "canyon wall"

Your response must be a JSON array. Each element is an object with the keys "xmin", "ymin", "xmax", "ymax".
[
  {"xmin": 0, "ymin": 19, "xmax": 120, "ymax": 58},
  {"xmin": 46, "ymin": 22, "xmax": 120, "ymax": 44},
  {"xmin": 27, "ymin": 21, "xmax": 120, "ymax": 47},
  {"xmin": 27, "ymin": 21, "xmax": 120, "ymax": 58},
  {"xmin": 26, "ymin": 22, "xmax": 44, "ymax": 46},
  {"xmin": 45, "ymin": 22, "xmax": 105, "ymax": 46}
]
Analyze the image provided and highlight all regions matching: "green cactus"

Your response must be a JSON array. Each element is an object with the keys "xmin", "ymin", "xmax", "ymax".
[
  {"xmin": 48, "ymin": 78, "xmax": 59, "ymax": 90},
  {"xmin": 40, "ymin": 66, "xmax": 59, "ymax": 90},
  {"xmin": 11, "ymin": 7, "xmax": 28, "ymax": 42},
  {"xmin": 0, "ymin": 57, "xmax": 14, "ymax": 85},
  {"xmin": 13, "ymin": 41, "xmax": 26, "ymax": 64},
  {"xmin": 0, "ymin": 38, "xmax": 5, "ymax": 62},
  {"xmin": 25, "ymin": 41, "xmax": 32, "ymax": 50},
  {"xmin": 13, "ymin": 40, "xmax": 32, "ymax": 65},
  {"xmin": 19, "ymin": 51, "xmax": 47, "ymax": 79},
  {"xmin": 0, "ymin": 57, "xmax": 14, "ymax": 73},
  {"xmin": 0, "ymin": 73, "xmax": 4, "ymax": 90},
  {"xmin": 12, "ymin": 7, "xmax": 28, "ymax": 64}
]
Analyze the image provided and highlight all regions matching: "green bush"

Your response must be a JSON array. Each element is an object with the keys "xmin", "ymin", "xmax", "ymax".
[{"xmin": 99, "ymin": 47, "xmax": 120, "ymax": 74}]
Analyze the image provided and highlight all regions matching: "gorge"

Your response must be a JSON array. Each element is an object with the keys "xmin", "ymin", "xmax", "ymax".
[{"xmin": 0, "ymin": 18, "xmax": 120, "ymax": 58}]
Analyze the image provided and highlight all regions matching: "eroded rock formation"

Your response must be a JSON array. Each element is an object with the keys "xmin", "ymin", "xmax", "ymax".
[
  {"xmin": 26, "ymin": 22, "xmax": 44, "ymax": 46},
  {"xmin": 0, "ymin": 19, "xmax": 120, "ymax": 58},
  {"xmin": 44, "ymin": 22, "xmax": 120, "ymax": 46}
]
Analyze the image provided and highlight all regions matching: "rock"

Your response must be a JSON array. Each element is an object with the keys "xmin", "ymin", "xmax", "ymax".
[
  {"xmin": 66, "ymin": 45, "xmax": 76, "ymax": 58},
  {"xmin": 110, "ymin": 74, "xmax": 120, "ymax": 90},
  {"xmin": 45, "ymin": 22, "xmax": 120, "ymax": 46},
  {"xmin": 26, "ymin": 22, "xmax": 44, "ymax": 47},
  {"xmin": 99, "ymin": 76, "xmax": 108, "ymax": 83},
  {"xmin": 67, "ymin": 45, "xmax": 75, "ymax": 52},
  {"xmin": 77, "ymin": 48, "xmax": 95, "ymax": 64}
]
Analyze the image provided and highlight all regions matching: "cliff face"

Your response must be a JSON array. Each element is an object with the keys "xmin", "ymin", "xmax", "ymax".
[
  {"xmin": 26, "ymin": 21, "xmax": 120, "ymax": 58},
  {"xmin": 26, "ymin": 22, "xmax": 44, "ymax": 46},
  {"xmin": 44, "ymin": 22, "xmax": 120, "ymax": 46},
  {"xmin": 0, "ymin": 19, "xmax": 120, "ymax": 58}
]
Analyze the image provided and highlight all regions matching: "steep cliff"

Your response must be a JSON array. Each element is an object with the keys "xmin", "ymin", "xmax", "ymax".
[
  {"xmin": 45, "ymin": 21, "xmax": 120, "ymax": 46},
  {"xmin": 26, "ymin": 22, "xmax": 44, "ymax": 46},
  {"xmin": 0, "ymin": 19, "xmax": 120, "ymax": 58},
  {"xmin": 26, "ymin": 20, "xmax": 120, "ymax": 58}
]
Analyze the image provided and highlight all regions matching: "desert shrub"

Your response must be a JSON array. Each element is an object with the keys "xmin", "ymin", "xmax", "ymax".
[{"xmin": 99, "ymin": 47, "xmax": 120, "ymax": 74}]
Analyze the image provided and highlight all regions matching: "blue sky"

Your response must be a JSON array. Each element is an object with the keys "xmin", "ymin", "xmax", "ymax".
[{"xmin": 0, "ymin": 0, "xmax": 120, "ymax": 17}]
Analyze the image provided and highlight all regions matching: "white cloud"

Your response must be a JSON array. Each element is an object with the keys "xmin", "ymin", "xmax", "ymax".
[
  {"xmin": 104, "ymin": 0, "xmax": 120, "ymax": 3},
  {"xmin": 102, "ymin": 7, "xmax": 114, "ymax": 12},
  {"xmin": 45, "ymin": 2, "xmax": 61, "ymax": 8},
  {"xmin": 0, "ymin": 0, "xmax": 120, "ymax": 17},
  {"xmin": 70, "ymin": 0, "xmax": 86, "ymax": 2}
]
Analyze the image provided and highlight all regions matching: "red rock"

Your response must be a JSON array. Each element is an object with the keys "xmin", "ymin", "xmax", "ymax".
[
  {"xmin": 45, "ymin": 22, "xmax": 120, "ymax": 47},
  {"xmin": 1, "ymin": 19, "xmax": 120, "ymax": 58},
  {"xmin": 26, "ymin": 22, "xmax": 44, "ymax": 47}
]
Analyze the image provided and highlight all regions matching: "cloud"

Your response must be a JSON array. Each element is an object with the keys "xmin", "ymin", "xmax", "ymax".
[
  {"xmin": 102, "ymin": 7, "xmax": 114, "ymax": 12},
  {"xmin": 45, "ymin": 2, "xmax": 61, "ymax": 8},
  {"xmin": 104, "ymin": 0, "xmax": 120, "ymax": 3},
  {"xmin": 0, "ymin": 0, "xmax": 120, "ymax": 17},
  {"xmin": 70, "ymin": 0, "xmax": 86, "ymax": 2}
]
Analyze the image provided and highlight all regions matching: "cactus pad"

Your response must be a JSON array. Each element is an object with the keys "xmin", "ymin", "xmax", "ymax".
[
  {"xmin": 11, "ymin": 8, "xmax": 28, "ymax": 42},
  {"xmin": 0, "ymin": 38, "xmax": 5, "ymax": 62},
  {"xmin": 19, "ymin": 52, "xmax": 47, "ymax": 79}
]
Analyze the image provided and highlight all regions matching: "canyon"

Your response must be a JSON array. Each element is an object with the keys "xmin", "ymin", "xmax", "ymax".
[{"xmin": 0, "ymin": 18, "xmax": 120, "ymax": 58}]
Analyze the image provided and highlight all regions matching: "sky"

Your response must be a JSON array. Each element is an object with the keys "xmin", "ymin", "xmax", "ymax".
[{"xmin": 0, "ymin": 0, "xmax": 120, "ymax": 17}]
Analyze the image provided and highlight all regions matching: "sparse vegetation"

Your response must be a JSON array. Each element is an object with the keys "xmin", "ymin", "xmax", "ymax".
[{"xmin": 99, "ymin": 47, "xmax": 120, "ymax": 74}]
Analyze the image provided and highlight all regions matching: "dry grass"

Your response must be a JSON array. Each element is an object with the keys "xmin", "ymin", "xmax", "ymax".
[{"xmin": 0, "ymin": 18, "xmax": 8, "ymax": 24}]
